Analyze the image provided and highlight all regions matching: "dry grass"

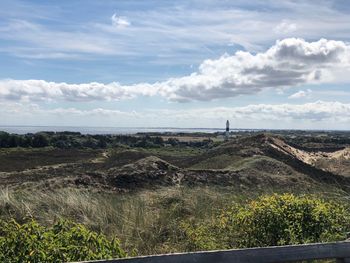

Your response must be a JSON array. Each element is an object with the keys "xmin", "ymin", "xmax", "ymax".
[
  {"xmin": 0, "ymin": 186, "xmax": 239, "ymax": 255},
  {"xmin": 0, "ymin": 185, "xmax": 348, "ymax": 256}
]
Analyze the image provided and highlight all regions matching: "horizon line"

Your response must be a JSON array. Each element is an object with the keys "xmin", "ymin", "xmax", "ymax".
[{"xmin": 0, "ymin": 125, "xmax": 349, "ymax": 132}]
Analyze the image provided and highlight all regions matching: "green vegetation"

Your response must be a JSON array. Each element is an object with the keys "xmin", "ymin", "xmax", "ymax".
[
  {"xmin": 140, "ymin": 145, "xmax": 205, "ymax": 158},
  {"xmin": 1, "ymin": 187, "xmax": 349, "ymax": 258},
  {"xmin": 0, "ymin": 147, "xmax": 99, "ymax": 172},
  {"xmin": 189, "ymin": 154, "xmax": 243, "ymax": 170},
  {"xmin": 221, "ymin": 193, "xmax": 350, "ymax": 247},
  {"xmin": 0, "ymin": 131, "xmax": 215, "ymax": 149},
  {"xmin": 0, "ymin": 187, "xmax": 233, "ymax": 255},
  {"xmin": 1, "ymin": 131, "xmax": 350, "ymax": 260},
  {"xmin": 188, "ymin": 155, "xmax": 288, "ymax": 172},
  {"xmin": 0, "ymin": 219, "xmax": 125, "ymax": 262},
  {"xmin": 182, "ymin": 193, "xmax": 350, "ymax": 250}
]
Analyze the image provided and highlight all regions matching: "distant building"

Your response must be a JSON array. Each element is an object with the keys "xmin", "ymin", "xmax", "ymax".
[{"xmin": 225, "ymin": 120, "xmax": 230, "ymax": 141}]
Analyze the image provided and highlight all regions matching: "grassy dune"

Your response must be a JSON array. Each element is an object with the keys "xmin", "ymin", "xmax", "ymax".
[
  {"xmin": 1, "ymin": 133, "xmax": 350, "ymax": 256},
  {"xmin": 0, "ymin": 185, "xmax": 348, "ymax": 255},
  {"xmin": 0, "ymin": 186, "xmax": 233, "ymax": 254}
]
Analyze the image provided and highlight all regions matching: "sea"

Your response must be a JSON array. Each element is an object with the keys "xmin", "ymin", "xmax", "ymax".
[
  {"xmin": 0, "ymin": 126, "xmax": 236, "ymax": 135},
  {"xmin": 1, "ymin": 126, "xmax": 339, "ymax": 135}
]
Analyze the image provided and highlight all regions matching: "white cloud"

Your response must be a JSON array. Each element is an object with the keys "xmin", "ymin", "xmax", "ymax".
[
  {"xmin": 1, "ymin": 101, "xmax": 350, "ymax": 129},
  {"xmin": 288, "ymin": 89, "xmax": 312, "ymax": 99},
  {"xmin": 0, "ymin": 19, "xmax": 122, "ymax": 57},
  {"xmin": 0, "ymin": 78, "xmax": 166, "ymax": 102},
  {"xmin": 161, "ymin": 38, "xmax": 350, "ymax": 101},
  {"xmin": 3, "ymin": 0, "xmax": 350, "ymax": 63},
  {"xmin": 111, "ymin": 13, "xmax": 130, "ymax": 28},
  {"xmin": 2, "ymin": 0, "xmax": 350, "ymax": 62},
  {"xmin": 150, "ymin": 101, "xmax": 350, "ymax": 123},
  {"xmin": 274, "ymin": 20, "xmax": 297, "ymax": 34},
  {"xmin": 1, "ymin": 38, "xmax": 349, "ymax": 102}
]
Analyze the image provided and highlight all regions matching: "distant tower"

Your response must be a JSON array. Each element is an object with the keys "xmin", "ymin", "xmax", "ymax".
[{"xmin": 225, "ymin": 120, "xmax": 230, "ymax": 141}]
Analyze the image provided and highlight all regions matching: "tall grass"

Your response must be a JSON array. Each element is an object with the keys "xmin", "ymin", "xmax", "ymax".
[
  {"xmin": 0, "ymin": 186, "xmax": 239, "ymax": 254},
  {"xmin": 0, "ymin": 186, "xmax": 348, "ymax": 255}
]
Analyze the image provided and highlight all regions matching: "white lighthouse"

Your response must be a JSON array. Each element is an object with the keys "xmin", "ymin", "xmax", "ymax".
[{"xmin": 225, "ymin": 120, "xmax": 230, "ymax": 141}]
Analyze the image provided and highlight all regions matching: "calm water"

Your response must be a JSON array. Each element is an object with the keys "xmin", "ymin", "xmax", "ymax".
[{"xmin": 0, "ymin": 126, "xmax": 236, "ymax": 135}]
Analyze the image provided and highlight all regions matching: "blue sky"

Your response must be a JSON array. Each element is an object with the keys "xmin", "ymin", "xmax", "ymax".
[{"xmin": 1, "ymin": 0, "xmax": 350, "ymax": 129}]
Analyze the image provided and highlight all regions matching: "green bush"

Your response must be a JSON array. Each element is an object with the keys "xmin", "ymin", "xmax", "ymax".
[
  {"xmin": 180, "ymin": 220, "xmax": 227, "ymax": 251},
  {"xmin": 181, "ymin": 194, "xmax": 350, "ymax": 250},
  {"xmin": 0, "ymin": 219, "xmax": 126, "ymax": 262},
  {"xmin": 221, "ymin": 193, "xmax": 350, "ymax": 248}
]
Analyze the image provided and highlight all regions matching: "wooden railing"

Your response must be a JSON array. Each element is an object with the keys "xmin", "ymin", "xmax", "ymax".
[{"xmin": 75, "ymin": 241, "xmax": 350, "ymax": 263}]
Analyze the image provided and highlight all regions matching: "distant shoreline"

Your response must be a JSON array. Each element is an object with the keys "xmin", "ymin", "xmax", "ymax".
[
  {"xmin": 0, "ymin": 125, "xmax": 349, "ymax": 135},
  {"xmin": 0, "ymin": 125, "xmax": 254, "ymax": 135}
]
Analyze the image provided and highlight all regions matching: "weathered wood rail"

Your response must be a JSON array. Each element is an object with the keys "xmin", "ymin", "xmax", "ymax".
[{"xmin": 74, "ymin": 241, "xmax": 350, "ymax": 263}]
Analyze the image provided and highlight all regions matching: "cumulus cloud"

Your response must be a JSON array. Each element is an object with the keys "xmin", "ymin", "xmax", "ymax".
[
  {"xmin": 288, "ymin": 89, "xmax": 312, "ymax": 99},
  {"xmin": 111, "ymin": 13, "xmax": 130, "ymax": 28},
  {"xmin": 1, "ymin": 38, "xmax": 350, "ymax": 102},
  {"xmin": 164, "ymin": 38, "xmax": 350, "ymax": 102},
  {"xmin": 0, "ymin": 79, "xmax": 163, "ymax": 102}
]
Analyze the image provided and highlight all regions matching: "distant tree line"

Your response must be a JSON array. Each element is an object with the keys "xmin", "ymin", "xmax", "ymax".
[
  {"xmin": 0, "ymin": 131, "xmax": 214, "ymax": 149},
  {"xmin": 288, "ymin": 135, "xmax": 350, "ymax": 145},
  {"xmin": 283, "ymin": 132, "xmax": 350, "ymax": 151}
]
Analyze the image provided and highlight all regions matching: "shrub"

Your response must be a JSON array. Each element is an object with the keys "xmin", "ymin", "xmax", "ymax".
[
  {"xmin": 32, "ymin": 134, "xmax": 49, "ymax": 148},
  {"xmin": 0, "ymin": 219, "xmax": 126, "ymax": 262},
  {"xmin": 180, "ymin": 221, "xmax": 227, "ymax": 251},
  {"xmin": 220, "ymin": 193, "xmax": 350, "ymax": 248}
]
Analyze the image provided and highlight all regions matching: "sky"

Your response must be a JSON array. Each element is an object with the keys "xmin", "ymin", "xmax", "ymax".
[{"xmin": 1, "ymin": 0, "xmax": 350, "ymax": 129}]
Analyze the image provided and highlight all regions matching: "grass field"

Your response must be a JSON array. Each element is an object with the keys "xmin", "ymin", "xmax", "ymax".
[
  {"xmin": 0, "ymin": 184, "xmax": 348, "ymax": 255},
  {"xmin": 1, "ymin": 133, "xmax": 350, "ymax": 257},
  {"xmin": 0, "ymin": 147, "xmax": 100, "ymax": 172}
]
